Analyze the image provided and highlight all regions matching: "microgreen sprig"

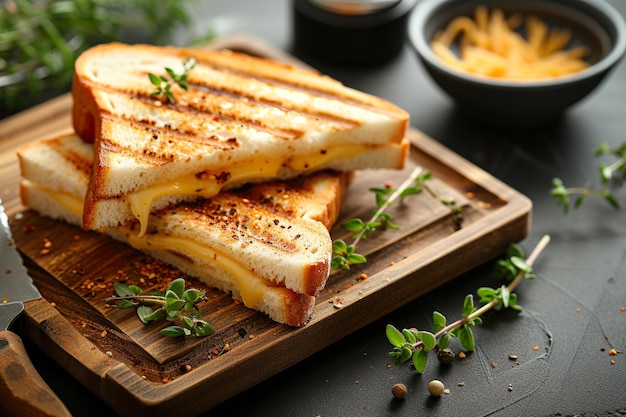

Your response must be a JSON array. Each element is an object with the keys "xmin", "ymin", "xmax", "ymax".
[
  {"xmin": 105, "ymin": 278, "xmax": 214, "ymax": 337},
  {"xmin": 551, "ymin": 141, "xmax": 626, "ymax": 213},
  {"xmin": 387, "ymin": 235, "xmax": 550, "ymax": 373},
  {"xmin": 148, "ymin": 57, "xmax": 196, "ymax": 103},
  {"xmin": 332, "ymin": 166, "xmax": 427, "ymax": 270},
  {"xmin": 332, "ymin": 166, "xmax": 462, "ymax": 270}
]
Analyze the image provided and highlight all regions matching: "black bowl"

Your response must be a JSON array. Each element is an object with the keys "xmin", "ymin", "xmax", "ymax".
[{"xmin": 408, "ymin": 0, "xmax": 626, "ymax": 128}]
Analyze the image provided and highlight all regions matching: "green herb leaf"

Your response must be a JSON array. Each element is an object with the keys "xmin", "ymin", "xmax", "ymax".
[
  {"xmin": 194, "ymin": 321, "xmax": 215, "ymax": 337},
  {"xmin": 438, "ymin": 332, "xmax": 451, "ymax": 350},
  {"xmin": 500, "ymin": 285, "xmax": 511, "ymax": 308},
  {"xmin": 432, "ymin": 311, "xmax": 446, "ymax": 333},
  {"xmin": 160, "ymin": 326, "xmax": 187, "ymax": 337},
  {"xmin": 412, "ymin": 348, "xmax": 429, "ymax": 374},
  {"xmin": 137, "ymin": 305, "xmax": 164, "ymax": 323},
  {"xmin": 402, "ymin": 328, "xmax": 417, "ymax": 344},
  {"xmin": 386, "ymin": 325, "xmax": 405, "ymax": 347},
  {"xmin": 115, "ymin": 299, "xmax": 137, "ymax": 309},
  {"xmin": 168, "ymin": 278, "xmax": 186, "ymax": 298},
  {"xmin": 418, "ymin": 331, "xmax": 437, "ymax": 351},
  {"xmin": 457, "ymin": 324, "xmax": 475, "ymax": 351},
  {"xmin": 114, "ymin": 283, "xmax": 141, "ymax": 297},
  {"xmin": 462, "ymin": 294, "xmax": 475, "ymax": 318},
  {"xmin": 477, "ymin": 287, "xmax": 497, "ymax": 303},
  {"xmin": 341, "ymin": 218, "xmax": 366, "ymax": 232}
]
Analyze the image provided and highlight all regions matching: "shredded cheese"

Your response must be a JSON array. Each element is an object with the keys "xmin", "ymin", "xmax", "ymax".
[{"xmin": 431, "ymin": 6, "xmax": 590, "ymax": 81}]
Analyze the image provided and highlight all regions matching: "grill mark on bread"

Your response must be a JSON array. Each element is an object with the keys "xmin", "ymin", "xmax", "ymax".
[
  {"xmin": 89, "ymin": 76, "xmax": 359, "ymax": 141},
  {"xmin": 97, "ymin": 112, "xmax": 240, "ymax": 167},
  {"xmin": 186, "ymin": 83, "xmax": 359, "ymax": 135},
  {"xmin": 190, "ymin": 54, "xmax": 405, "ymax": 121},
  {"xmin": 47, "ymin": 138, "xmax": 92, "ymax": 177}
]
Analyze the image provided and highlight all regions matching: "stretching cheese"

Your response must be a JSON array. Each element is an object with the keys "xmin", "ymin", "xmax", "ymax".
[{"xmin": 126, "ymin": 143, "xmax": 372, "ymax": 236}]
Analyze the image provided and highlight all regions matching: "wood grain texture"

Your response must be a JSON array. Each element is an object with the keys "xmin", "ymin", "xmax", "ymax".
[
  {"xmin": 0, "ymin": 330, "xmax": 72, "ymax": 417},
  {"xmin": 0, "ymin": 34, "xmax": 531, "ymax": 417}
]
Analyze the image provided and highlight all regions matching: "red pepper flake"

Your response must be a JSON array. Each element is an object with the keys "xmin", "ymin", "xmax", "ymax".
[
  {"xmin": 533, "ymin": 345, "xmax": 540, "ymax": 351},
  {"xmin": 5, "ymin": 269, "xmax": 11, "ymax": 274},
  {"xmin": 610, "ymin": 360, "xmax": 616, "ymax": 365},
  {"xmin": 620, "ymin": 307, "xmax": 626, "ymax": 312},
  {"xmin": 609, "ymin": 349, "xmax": 618, "ymax": 356}
]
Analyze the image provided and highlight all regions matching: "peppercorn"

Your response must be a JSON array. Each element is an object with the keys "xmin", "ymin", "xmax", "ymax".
[
  {"xmin": 437, "ymin": 348, "xmax": 455, "ymax": 364},
  {"xmin": 428, "ymin": 380, "xmax": 445, "ymax": 397},
  {"xmin": 391, "ymin": 383, "xmax": 408, "ymax": 399}
]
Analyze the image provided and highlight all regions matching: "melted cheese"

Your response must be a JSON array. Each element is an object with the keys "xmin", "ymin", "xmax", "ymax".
[
  {"xmin": 126, "ymin": 234, "xmax": 271, "ymax": 308},
  {"xmin": 126, "ymin": 144, "xmax": 371, "ymax": 236},
  {"xmin": 30, "ymin": 183, "xmax": 275, "ymax": 308},
  {"xmin": 31, "ymin": 183, "xmax": 84, "ymax": 217},
  {"xmin": 126, "ymin": 158, "xmax": 284, "ymax": 237}
]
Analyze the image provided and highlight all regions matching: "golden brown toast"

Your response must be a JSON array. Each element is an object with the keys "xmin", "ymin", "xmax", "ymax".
[{"xmin": 71, "ymin": 43, "xmax": 409, "ymax": 233}]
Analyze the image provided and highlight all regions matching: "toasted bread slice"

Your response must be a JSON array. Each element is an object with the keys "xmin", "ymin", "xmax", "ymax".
[
  {"xmin": 18, "ymin": 134, "xmax": 349, "ymax": 326},
  {"xmin": 72, "ymin": 43, "xmax": 409, "ymax": 233}
]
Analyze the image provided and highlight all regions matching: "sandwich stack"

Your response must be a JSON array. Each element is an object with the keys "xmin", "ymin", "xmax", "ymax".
[{"xmin": 18, "ymin": 43, "xmax": 410, "ymax": 326}]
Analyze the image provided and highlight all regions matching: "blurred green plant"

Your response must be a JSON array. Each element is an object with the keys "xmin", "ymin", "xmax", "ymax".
[
  {"xmin": 551, "ymin": 141, "xmax": 626, "ymax": 213},
  {"xmin": 0, "ymin": 0, "xmax": 195, "ymax": 114}
]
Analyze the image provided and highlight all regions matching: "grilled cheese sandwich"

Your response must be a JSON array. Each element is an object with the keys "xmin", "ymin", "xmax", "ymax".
[
  {"xmin": 18, "ymin": 134, "xmax": 349, "ymax": 326},
  {"xmin": 72, "ymin": 43, "xmax": 409, "ymax": 233}
]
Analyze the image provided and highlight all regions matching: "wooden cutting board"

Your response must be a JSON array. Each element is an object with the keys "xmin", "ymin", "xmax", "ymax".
[{"xmin": 0, "ymin": 34, "xmax": 531, "ymax": 417}]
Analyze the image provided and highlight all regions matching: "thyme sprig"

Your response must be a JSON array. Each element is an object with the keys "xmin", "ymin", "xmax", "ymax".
[
  {"xmin": 148, "ymin": 57, "xmax": 196, "ymax": 103},
  {"xmin": 332, "ymin": 166, "xmax": 426, "ymax": 270},
  {"xmin": 387, "ymin": 235, "xmax": 550, "ymax": 373},
  {"xmin": 551, "ymin": 141, "xmax": 626, "ymax": 213},
  {"xmin": 105, "ymin": 278, "xmax": 214, "ymax": 337},
  {"xmin": 331, "ymin": 166, "xmax": 462, "ymax": 270}
]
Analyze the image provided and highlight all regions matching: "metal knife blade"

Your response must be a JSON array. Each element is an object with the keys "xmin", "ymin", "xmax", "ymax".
[
  {"xmin": 0, "ymin": 199, "xmax": 72, "ymax": 417},
  {"xmin": 1, "ymin": 200, "xmax": 41, "ymax": 311}
]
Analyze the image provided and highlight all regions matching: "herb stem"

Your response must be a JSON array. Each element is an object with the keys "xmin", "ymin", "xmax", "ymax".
[
  {"xmin": 411, "ymin": 234, "xmax": 551, "ymax": 350},
  {"xmin": 606, "ymin": 158, "xmax": 625, "ymax": 176},
  {"xmin": 105, "ymin": 295, "xmax": 167, "ymax": 305},
  {"xmin": 352, "ymin": 166, "xmax": 423, "ymax": 248}
]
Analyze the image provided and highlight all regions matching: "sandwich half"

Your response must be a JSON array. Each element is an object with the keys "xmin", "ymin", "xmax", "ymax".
[
  {"xmin": 18, "ymin": 134, "xmax": 350, "ymax": 326},
  {"xmin": 72, "ymin": 43, "xmax": 409, "ymax": 234}
]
